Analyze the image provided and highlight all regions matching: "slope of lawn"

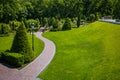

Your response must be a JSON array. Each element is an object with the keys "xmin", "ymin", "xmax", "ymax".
[
  {"xmin": 39, "ymin": 21, "xmax": 120, "ymax": 80},
  {"xmin": 0, "ymin": 33, "xmax": 44, "ymax": 58}
]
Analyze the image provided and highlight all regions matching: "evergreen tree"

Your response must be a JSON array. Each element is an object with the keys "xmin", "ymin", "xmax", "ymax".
[
  {"xmin": 62, "ymin": 18, "xmax": 71, "ymax": 31},
  {"xmin": 99, "ymin": 0, "xmax": 113, "ymax": 16},
  {"xmin": 74, "ymin": 0, "xmax": 83, "ymax": 27},
  {"xmin": 11, "ymin": 22, "xmax": 34, "ymax": 63},
  {"xmin": 113, "ymin": 0, "xmax": 120, "ymax": 19}
]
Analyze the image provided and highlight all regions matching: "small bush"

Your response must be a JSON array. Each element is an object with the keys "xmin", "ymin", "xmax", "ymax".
[
  {"xmin": 9, "ymin": 21, "xmax": 21, "ymax": 31},
  {"xmin": 42, "ymin": 18, "xmax": 48, "ymax": 26},
  {"xmin": 49, "ymin": 18, "xmax": 60, "ymax": 31},
  {"xmin": 25, "ymin": 19, "xmax": 40, "ymax": 28},
  {"xmin": 0, "ymin": 23, "xmax": 10, "ymax": 36},
  {"xmin": 2, "ymin": 52, "xmax": 24, "ymax": 67},
  {"xmin": 89, "ymin": 14, "xmax": 96, "ymax": 22},
  {"xmin": 62, "ymin": 18, "xmax": 71, "ymax": 31}
]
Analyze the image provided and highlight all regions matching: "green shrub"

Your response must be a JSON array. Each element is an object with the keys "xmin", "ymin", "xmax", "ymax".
[
  {"xmin": 48, "ymin": 18, "xmax": 53, "ymax": 27},
  {"xmin": 9, "ymin": 21, "xmax": 21, "ymax": 31},
  {"xmin": 89, "ymin": 14, "xmax": 96, "ymax": 22},
  {"xmin": 0, "ymin": 23, "xmax": 10, "ymax": 36},
  {"xmin": 42, "ymin": 18, "xmax": 48, "ymax": 26},
  {"xmin": 62, "ymin": 18, "xmax": 71, "ymax": 31},
  {"xmin": 49, "ymin": 18, "xmax": 59, "ymax": 31},
  {"xmin": 2, "ymin": 52, "xmax": 24, "ymax": 67},
  {"xmin": 10, "ymin": 22, "xmax": 34, "ymax": 63},
  {"xmin": 25, "ymin": 19, "xmax": 40, "ymax": 28}
]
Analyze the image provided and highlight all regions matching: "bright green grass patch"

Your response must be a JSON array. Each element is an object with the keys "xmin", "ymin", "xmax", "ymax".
[
  {"xmin": 0, "ymin": 33, "xmax": 44, "ymax": 58},
  {"xmin": 39, "ymin": 21, "xmax": 120, "ymax": 80},
  {"xmin": 27, "ymin": 34, "xmax": 44, "ymax": 58}
]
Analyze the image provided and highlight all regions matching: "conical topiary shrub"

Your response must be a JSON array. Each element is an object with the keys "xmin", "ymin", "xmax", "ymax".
[{"xmin": 11, "ymin": 22, "xmax": 34, "ymax": 63}]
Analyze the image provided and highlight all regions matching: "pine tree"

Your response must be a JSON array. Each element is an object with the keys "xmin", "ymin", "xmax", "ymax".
[{"xmin": 11, "ymin": 22, "xmax": 34, "ymax": 63}]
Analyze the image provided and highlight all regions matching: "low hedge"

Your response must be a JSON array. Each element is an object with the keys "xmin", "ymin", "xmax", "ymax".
[{"xmin": 2, "ymin": 52, "xmax": 24, "ymax": 67}]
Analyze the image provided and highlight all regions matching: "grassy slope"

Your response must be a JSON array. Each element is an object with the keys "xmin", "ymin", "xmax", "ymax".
[
  {"xmin": 0, "ymin": 34, "xmax": 44, "ymax": 58},
  {"xmin": 39, "ymin": 21, "xmax": 120, "ymax": 80}
]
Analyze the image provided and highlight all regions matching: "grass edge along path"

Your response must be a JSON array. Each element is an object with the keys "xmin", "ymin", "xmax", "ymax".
[{"xmin": 39, "ymin": 21, "xmax": 120, "ymax": 80}]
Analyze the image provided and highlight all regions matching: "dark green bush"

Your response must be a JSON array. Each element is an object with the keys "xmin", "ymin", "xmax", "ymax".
[
  {"xmin": 49, "ymin": 18, "xmax": 59, "ymax": 31},
  {"xmin": 42, "ymin": 18, "xmax": 48, "ymax": 26},
  {"xmin": 88, "ymin": 14, "xmax": 96, "ymax": 22},
  {"xmin": 0, "ymin": 23, "xmax": 10, "ymax": 36},
  {"xmin": 2, "ymin": 52, "xmax": 24, "ymax": 67},
  {"xmin": 9, "ymin": 21, "xmax": 21, "ymax": 31},
  {"xmin": 62, "ymin": 18, "xmax": 71, "ymax": 31},
  {"xmin": 25, "ymin": 19, "xmax": 40, "ymax": 28},
  {"xmin": 10, "ymin": 22, "xmax": 34, "ymax": 63}
]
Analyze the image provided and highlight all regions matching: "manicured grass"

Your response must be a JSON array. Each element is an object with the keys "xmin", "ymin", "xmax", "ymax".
[
  {"xmin": 28, "ymin": 34, "xmax": 44, "ymax": 58},
  {"xmin": 0, "ymin": 34, "xmax": 14, "ymax": 51},
  {"xmin": 0, "ymin": 33, "xmax": 44, "ymax": 58},
  {"xmin": 39, "ymin": 21, "xmax": 120, "ymax": 80}
]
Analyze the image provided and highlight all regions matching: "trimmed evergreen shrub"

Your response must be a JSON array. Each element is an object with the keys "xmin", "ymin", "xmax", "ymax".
[
  {"xmin": 89, "ymin": 14, "xmax": 96, "ymax": 22},
  {"xmin": 10, "ymin": 22, "xmax": 34, "ymax": 63},
  {"xmin": 53, "ymin": 19, "xmax": 59, "ymax": 29},
  {"xmin": 25, "ymin": 19, "xmax": 40, "ymax": 32},
  {"xmin": 25, "ymin": 19, "xmax": 40, "ymax": 28},
  {"xmin": 0, "ymin": 23, "xmax": 10, "ymax": 36},
  {"xmin": 42, "ymin": 18, "xmax": 48, "ymax": 27},
  {"xmin": 2, "ymin": 52, "xmax": 24, "ymax": 67},
  {"xmin": 9, "ymin": 21, "xmax": 21, "ymax": 31},
  {"xmin": 49, "ymin": 17, "xmax": 59, "ymax": 31},
  {"xmin": 62, "ymin": 18, "xmax": 71, "ymax": 31}
]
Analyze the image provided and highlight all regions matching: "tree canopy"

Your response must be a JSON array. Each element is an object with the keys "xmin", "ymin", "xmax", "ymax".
[{"xmin": 0, "ymin": 0, "xmax": 119, "ymax": 23}]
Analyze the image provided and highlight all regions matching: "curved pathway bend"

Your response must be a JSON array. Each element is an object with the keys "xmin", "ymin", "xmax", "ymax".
[{"xmin": 0, "ymin": 32, "xmax": 56, "ymax": 80}]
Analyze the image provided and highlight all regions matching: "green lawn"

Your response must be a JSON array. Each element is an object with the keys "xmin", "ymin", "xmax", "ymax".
[
  {"xmin": 0, "ymin": 33, "xmax": 44, "ymax": 58},
  {"xmin": 39, "ymin": 21, "xmax": 120, "ymax": 80}
]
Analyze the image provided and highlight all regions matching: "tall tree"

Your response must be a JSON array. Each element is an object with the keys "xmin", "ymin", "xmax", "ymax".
[
  {"xmin": 113, "ymin": 0, "xmax": 120, "ymax": 19},
  {"xmin": 74, "ymin": 0, "xmax": 83, "ymax": 27},
  {"xmin": 98, "ymin": 0, "xmax": 113, "ymax": 16}
]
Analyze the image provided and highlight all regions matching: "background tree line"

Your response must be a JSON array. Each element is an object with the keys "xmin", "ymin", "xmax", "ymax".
[{"xmin": 0, "ymin": 0, "xmax": 120, "ymax": 23}]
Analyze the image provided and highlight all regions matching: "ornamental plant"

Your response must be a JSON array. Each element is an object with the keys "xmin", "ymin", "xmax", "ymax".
[{"xmin": 11, "ymin": 22, "xmax": 34, "ymax": 63}]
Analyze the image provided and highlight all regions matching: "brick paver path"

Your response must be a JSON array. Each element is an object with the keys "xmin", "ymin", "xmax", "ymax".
[{"xmin": 0, "ymin": 32, "xmax": 56, "ymax": 80}]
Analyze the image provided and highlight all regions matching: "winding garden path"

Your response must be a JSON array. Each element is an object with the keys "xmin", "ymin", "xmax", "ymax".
[{"xmin": 0, "ymin": 32, "xmax": 56, "ymax": 80}]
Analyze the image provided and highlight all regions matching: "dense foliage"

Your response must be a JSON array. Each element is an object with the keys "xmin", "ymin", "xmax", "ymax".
[
  {"xmin": 62, "ymin": 18, "xmax": 71, "ymax": 30},
  {"xmin": 0, "ymin": 23, "xmax": 10, "ymax": 36},
  {"xmin": 0, "ymin": 0, "xmax": 119, "ymax": 23},
  {"xmin": 10, "ymin": 22, "xmax": 34, "ymax": 63}
]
